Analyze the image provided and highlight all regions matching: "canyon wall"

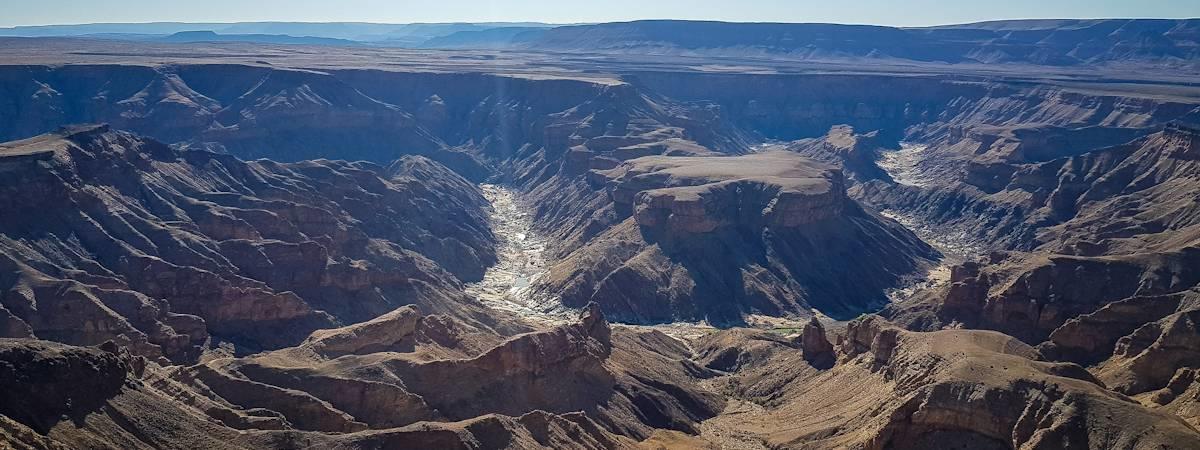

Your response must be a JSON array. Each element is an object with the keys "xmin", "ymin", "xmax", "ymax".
[{"xmin": 0, "ymin": 124, "xmax": 506, "ymax": 356}]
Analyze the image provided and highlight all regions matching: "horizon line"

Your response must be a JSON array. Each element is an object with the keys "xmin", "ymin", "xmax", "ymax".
[{"xmin": 2, "ymin": 16, "xmax": 1198, "ymax": 30}]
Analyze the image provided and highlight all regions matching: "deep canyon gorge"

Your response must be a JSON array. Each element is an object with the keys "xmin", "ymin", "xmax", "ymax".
[{"xmin": 2, "ymin": 18, "xmax": 1200, "ymax": 448}]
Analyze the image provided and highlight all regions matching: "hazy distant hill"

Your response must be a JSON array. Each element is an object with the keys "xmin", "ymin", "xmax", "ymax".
[
  {"xmin": 0, "ymin": 21, "xmax": 558, "ymax": 46},
  {"xmin": 419, "ymin": 27, "xmax": 547, "ymax": 48},
  {"xmin": 159, "ymin": 30, "xmax": 360, "ymax": 46},
  {"xmin": 505, "ymin": 19, "xmax": 1200, "ymax": 65},
  {"xmin": 4, "ymin": 19, "xmax": 1199, "ymax": 65}
]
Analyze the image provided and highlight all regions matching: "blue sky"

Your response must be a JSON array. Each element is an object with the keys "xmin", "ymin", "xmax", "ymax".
[{"xmin": 2, "ymin": 0, "xmax": 1198, "ymax": 27}]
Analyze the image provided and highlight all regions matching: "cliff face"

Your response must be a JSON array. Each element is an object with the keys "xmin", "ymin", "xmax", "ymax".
[
  {"xmin": 0, "ymin": 65, "xmax": 758, "ymax": 184},
  {"xmin": 507, "ymin": 69, "xmax": 1198, "ymax": 326},
  {"xmin": 895, "ymin": 125, "xmax": 1200, "ymax": 337},
  {"xmin": 876, "ymin": 125, "xmax": 1200, "ymax": 426},
  {"xmin": 0, "ymin": 335, "xmax": 656, "ymax": 449},
  {"xmin": 0, "ymin": 125, "xmax": 499, "ymax": 356},
  {"xmin": 604, "ymin": 152, "xmax": 847, "ymax": 234},
  {"xmin": 629, "ymin": 72, "xmax": 1200, "ymax": 144},
  {"xmin": 688, "ymin": 315, "xmax": 1200, "ymax": 449},
  {"xmin": 533, "ymin": 151, "xmax": 937, "ymax": 323},
  {"xmin": 147, "ymin": 304, "xmax": 715, "ymax": 445},
  {"xmin": 0, "ymin": 65, "xmax": 454, "ymax": 173}
]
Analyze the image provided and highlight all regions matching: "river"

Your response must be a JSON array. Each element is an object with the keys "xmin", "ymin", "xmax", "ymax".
[{"xmin": 465, "ymin": 184, "xmax": 571, "ymax": 325}]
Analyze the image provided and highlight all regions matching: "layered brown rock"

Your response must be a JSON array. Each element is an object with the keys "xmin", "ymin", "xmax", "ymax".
[
  {"xmin": 0, "ymin": 125, "xmax": 500, "ymax": 354},
  {"xmin": 537, "ymin": 151, "xmax": 937, "ymax": 323},
  {"xmin": 0, "ymin": 338, "xmax": 640, "ymax": 449},
  {"xmin": 3, "ymin": 46, "xmax": 1200, "ymax": 450},
  {"xmin": 600, "ymin": 152, "xmax": 847, "ymax": 236},
  {"xmin": 1100, "ymin": 308, "xmax": 1200, "ymax": 396},
  {"xmin": 798, "ymin": 316, "xmax": 835, "ymax": 367},
  {"xmin": 890, "ymin": 125, "xmax": 1200, "ymax": 344},
  {"xmin": 160, "ymin": 303, "xmax": 720, "ymax": 444},
  {"xmin": 695, "ymin": 317, "xmax": 1200, "ymax": 449},
  {"xmin": 783, "ymin": 125, "xmax": 894, "ymax": 181}
]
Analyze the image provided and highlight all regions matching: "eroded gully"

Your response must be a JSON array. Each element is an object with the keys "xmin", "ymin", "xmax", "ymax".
[{"xmin": 464, "ymin": 184, "xmax": 574, "ymax": 326}]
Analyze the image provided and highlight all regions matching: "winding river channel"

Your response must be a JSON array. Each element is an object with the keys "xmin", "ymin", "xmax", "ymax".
[{"xmin": 464, "ymin": 184, "xmax": 569, "ymax": 325}]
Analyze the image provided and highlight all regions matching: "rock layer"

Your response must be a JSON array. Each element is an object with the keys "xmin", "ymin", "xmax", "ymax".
[
  {"xmin": 0, "ymin": 125, "xmax": 499, "ymax": 355},
  {"xmin": 693, "ymin": 317, "xmax": 1200, "ymax": 449},
  {"xmin": 536, "ymin": 151, "xmax": 937, "ymax": 323}
]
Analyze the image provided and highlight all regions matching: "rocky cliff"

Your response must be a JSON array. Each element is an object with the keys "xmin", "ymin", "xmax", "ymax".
[
  {"xmin": 872, "ymin": 123, "xmax": 1200, "ymax": 430},
  {"xmin": 0, "ymin": 336, "xmax": 650, "ymax": 449},
  {"xmin": 889, "ymin": 125, "xmax": 1200, "ymax": 337},
  {"xmin": 0, "ymin": 304, "xmax": 726, "ymax": 448},
  {"xmin": 0, "ymin": 125, "xmax": 501, "ymax": 356},
  {"xmin": 531, "ymin": 151, "xmax": 937, "ymax": 323},
  {"xmin": 691, "ymin": 316, "xmax": 1200, "ymax": 448}
]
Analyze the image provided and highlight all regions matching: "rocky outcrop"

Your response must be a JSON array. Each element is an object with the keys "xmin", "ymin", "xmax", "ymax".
[
  {"xmin": 0, "ymin": 338, "xmax": 637, "ymax": 449},
  {"xmin": 1039, "ymin": 293, "xmax": 1190, "ymax": 364},
  {"xmin": 1100, "ymin": 308, "xmax": 1200, "ymax": 396},
  {"xmin": 958, "ymin": 124, "xmax": 1148, "ymax": 193},
  {"xmin": 161, "ymin": 303, "xmax": 719, "ymax": 443},
  {"xmin": 798, "ymin": 317, "xmax": 835, "ymax": 367},
  {"xmin": 599, "ymin": 152, "xmax": 847, "ymax": 236},
  {"xmin": 927, "ymin": 252, "xmax": 1200, "ymax": 343},
  {"xmin": 0, "ymin": 125, "xmax": 499, "ymax": 354},
  {"xmin": 698, "ymin": 317, "xmax": 1200, "ymax": 449},
  {"xmin": 840, "ymin": 315, "xmax": 902, "ymax": 365},
  {"xmin": 0, "ymin": 339, "xmax": 130, "ymax": 434},
  {"xmin": 0, "ymin": 339, "xmax": 266, "ymax": 449},
  {"xmin": 783, "ymin": 125, "xmax": 893, "ymax": 181},
  {"xmin": 322, "ymin": 411, "xmax": 631, "ymax": 450},
  {"xmin": 301, "ymin": 305, "xmax": 423, "ymax": 358},
  {"xmin": 536, "ymin": 152, "xmax": 936, "ymax": 323}
]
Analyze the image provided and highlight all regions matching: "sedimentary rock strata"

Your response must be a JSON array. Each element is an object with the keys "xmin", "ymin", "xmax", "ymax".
[
  {"xmin": 600, "ymin": 152, "xmax": 846, "ymax": 235},
  {"xmin": 694, "ymin": 316, "xmax": 1200, "ymax": 449},
  {"xmin": 536, "ymin": 151, "xmax": 937, "ymax": 323},
  {"xmin": 2, "ymin": 32, "xmax": 1200, "ymax": 448},
  {"xmin": 0, "ymin": 125, "xmax": 499, "ymax": 355}
]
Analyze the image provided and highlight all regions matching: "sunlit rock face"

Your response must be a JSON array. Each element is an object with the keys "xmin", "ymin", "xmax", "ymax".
[
  {"xmin": 533, "ymin": 151, "xmax": 938, "ymax": 324},
  {"xmin": 598, "ymin": 152, "xmax": 847, "ymax": 236}
]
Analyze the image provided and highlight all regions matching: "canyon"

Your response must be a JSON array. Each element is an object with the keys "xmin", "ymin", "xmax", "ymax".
[{"xmin": 2, "ymin": 19, "xmax": 1200, "ymax": 449}]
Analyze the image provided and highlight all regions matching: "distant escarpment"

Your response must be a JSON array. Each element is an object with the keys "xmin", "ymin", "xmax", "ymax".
[
  {"xmin": 516, "ymin": 19, "xmax": 1200, "ymax": 67},
  {"xmin": 534, "ymin": 151, "xmax": 937, "ymax": 323},
  {"xmin": 5, "ymin": 64, "xmax": 1198, "ymax": 190},
  {"xmin": 0, "ymin": 65, "xmax": 747, "ymax": 182},
  {"xmin": 0, "ymin": 65, "xmax": 468, "ymax": 176},
  {"xmin": 629, "ymin": 71, "xmax": 1200, "ymax": 147},
  {"xmin": 0, "ymin": 125, "xmax": 504, "ymax": 357}
]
